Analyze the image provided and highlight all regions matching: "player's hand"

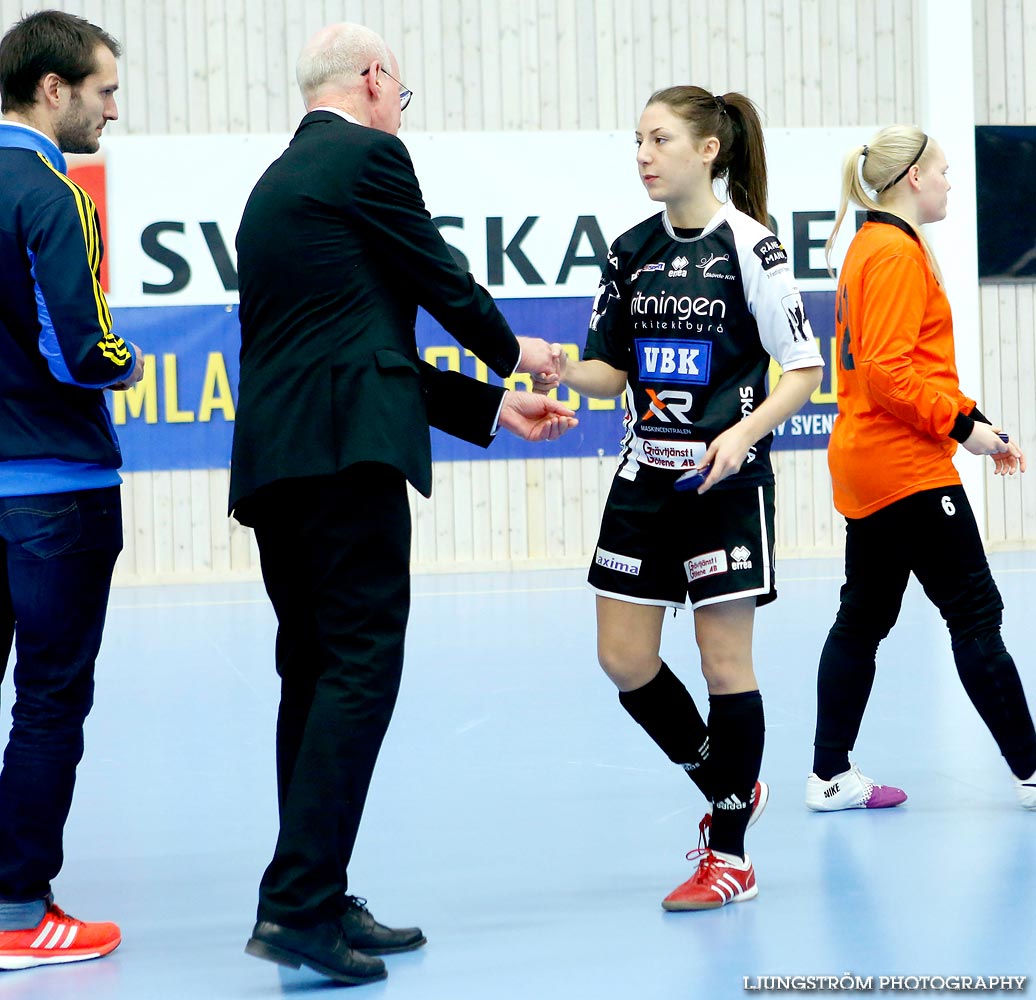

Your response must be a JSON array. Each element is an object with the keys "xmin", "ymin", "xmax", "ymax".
[
  {"xmin": 109, "ymin": 342, "xmax": 145, "ymax": 391},
  {"xmin": 498, "ymin": 390, "xmax": 578, "ymax": 442},
  {"xmin": 964, "ymin": 423, "xmax": 1024, "ymax": 475},
  {"xmin": 696, "ymin": 425, "xmax": 754, "ymax": 493},
  {"xmin": 516, "ymin": 336, "xmax": 562, "ymax": 389},
  {"xmin": 531, "ymin": 351, "xmax": 569, "ymax": 395}
]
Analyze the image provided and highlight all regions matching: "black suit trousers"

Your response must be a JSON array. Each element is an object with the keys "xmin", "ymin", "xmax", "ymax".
[{"xmin": 250, "ymin": 464, "xmax": 411, "ymax": 927}]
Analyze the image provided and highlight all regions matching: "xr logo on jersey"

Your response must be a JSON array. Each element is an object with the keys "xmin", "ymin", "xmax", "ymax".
[{"xmin": 641, "ymin": 389, "xmax": 694, "ymax": 424}]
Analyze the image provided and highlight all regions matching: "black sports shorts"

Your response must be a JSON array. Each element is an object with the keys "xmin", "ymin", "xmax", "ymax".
[{"xmin": 588, "ymin": 478, "xmax": 777, "ymax": 610}]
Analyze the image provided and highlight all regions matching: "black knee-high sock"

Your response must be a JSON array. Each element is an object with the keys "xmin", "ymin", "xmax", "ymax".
[
  {"xmin": 813, "ymin": 626, "xmax": 879, "ymax": 780},
  {"xmin": 708, "ymin": 691, "xmax": 764, "ymax": 859},
  {"xmin": 953, "ymin": 630, "xmax": 1036, "ymax": 779},
  {"xmin": 618, "ymin": 661, "xmax": 714, "ymax": 800}
]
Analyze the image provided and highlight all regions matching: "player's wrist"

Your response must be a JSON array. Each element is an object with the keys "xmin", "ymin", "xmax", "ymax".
[{"xmin": 950, "ymin": 412, "xmax": 975, "ymax": 443}]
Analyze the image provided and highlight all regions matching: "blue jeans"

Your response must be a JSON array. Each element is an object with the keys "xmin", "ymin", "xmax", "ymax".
[{"xmin": 0, "ymin": 487, "xmax": 123, "ymax": 902}]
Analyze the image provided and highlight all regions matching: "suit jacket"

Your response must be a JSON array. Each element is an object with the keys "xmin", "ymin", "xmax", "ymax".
[{"xmin": 229, "ymin": 111, "xmax": 520, "ymax": 521}]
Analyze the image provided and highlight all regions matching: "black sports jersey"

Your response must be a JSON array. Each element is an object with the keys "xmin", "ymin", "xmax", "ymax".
[{"xmin": 585, "ymin": 200, "xmax": 823, "ymax": 491}]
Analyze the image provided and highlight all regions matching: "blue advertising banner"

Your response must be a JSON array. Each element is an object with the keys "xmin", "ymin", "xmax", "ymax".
[
  {"xmin": 773, "ymin": 290, "xmax": 838, "ymax": 450},
  {"xmin": 108, "ymin": 292, "xmax": 837, "ymax": 472}
]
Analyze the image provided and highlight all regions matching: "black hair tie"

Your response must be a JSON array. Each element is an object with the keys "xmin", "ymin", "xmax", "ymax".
[
  {"xmin": 714, "ymin": 94, "xmax": 728, "ymax": 115},
  {"xmin": 877, "ymin": 134, "xmax": 928, "ymax": 194}
]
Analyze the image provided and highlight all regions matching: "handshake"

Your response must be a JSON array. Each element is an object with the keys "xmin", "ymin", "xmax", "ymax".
[
  {"xmin": 520, "ymin": 336, "xmax": 570, "ymax": 398},
  {"xmin": 499, "ymin": 336, "xmax": 577, "ymax": 443}
]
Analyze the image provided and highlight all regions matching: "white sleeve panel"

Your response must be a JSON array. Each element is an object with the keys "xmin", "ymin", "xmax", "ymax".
[{"xmin": 730, "ymin": 209, "xmax": 825, "ymax": 373}]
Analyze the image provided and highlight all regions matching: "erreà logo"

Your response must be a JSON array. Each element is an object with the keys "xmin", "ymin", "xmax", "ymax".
[
  {"xmin": 752, "ymin": 236, "xmax": 787, "ymax": 272},
  {"xmin": 67, "ymin": 152, "xmax": 110, "ymax": 293},
  {"xmin": 730, "ymin": 545, "xmax": 752, "ymax": 570},
  {"xmin": 668, "ymin": 254, "xmax": 689, "ymax": 277}
]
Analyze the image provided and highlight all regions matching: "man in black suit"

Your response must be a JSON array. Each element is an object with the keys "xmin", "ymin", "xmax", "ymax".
[{"xmin": 231, "ymin": 21, "xmax": 577, "ymax": 986}]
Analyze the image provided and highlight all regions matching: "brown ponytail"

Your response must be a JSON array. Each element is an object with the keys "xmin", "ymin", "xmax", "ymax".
[{"xmin": 646, "ymin": 86, "xmax": 769, "ymax": 225}]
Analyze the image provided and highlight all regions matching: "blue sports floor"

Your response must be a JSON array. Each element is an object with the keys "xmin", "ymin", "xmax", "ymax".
[{"xmin": 3, "ymin": 551, "xmax": 1036, "ymax": 999}]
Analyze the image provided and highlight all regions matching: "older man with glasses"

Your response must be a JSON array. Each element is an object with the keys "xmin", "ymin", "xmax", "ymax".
[{"xmin": 231, "ymin": 20, "xmax": 574, "ymax": 987}]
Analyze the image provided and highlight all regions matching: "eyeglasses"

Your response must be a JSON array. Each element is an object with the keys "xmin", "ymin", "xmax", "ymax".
[{"xmin": 361, "ymin": 66, "xmax": 413, "ymax": 111}]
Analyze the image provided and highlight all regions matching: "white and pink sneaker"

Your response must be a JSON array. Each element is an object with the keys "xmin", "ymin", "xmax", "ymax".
[{"xmin": 806, "ymin": 764, "xmax": 906, "ymax": 811}]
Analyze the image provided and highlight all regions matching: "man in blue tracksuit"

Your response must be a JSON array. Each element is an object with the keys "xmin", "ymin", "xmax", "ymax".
[{"xmin": 0, "ymin": 9, "xmax": 142, "ymax": 970}]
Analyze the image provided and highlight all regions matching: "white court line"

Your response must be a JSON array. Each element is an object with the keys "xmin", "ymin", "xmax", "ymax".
[
  {"xmin": 112, "ymin": 579, "xmax": 829, "ymax": 609},
  {"xmin": 104, "ymin": 559, "xmax": 1036, "ymax": 611},
  {"xmin": 108, "ymin": 597, "xmax": 270, "ymax": 611},
  {"xmin": 565, "ymin": 760, "xmax": 660, "ymax": 775},
  {"xmin": 653, "ymin": 804, "xmax": 697, "ymax": 825},
  {"xmin": 108, "ymin": 586, "xmax": 588, "ymax": 610},
  {"xmin": 455, "ymin": 716, "xmax": 491, "ymax": 734}
]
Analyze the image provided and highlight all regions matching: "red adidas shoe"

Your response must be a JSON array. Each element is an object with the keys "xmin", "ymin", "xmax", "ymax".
[
  {"xmin": 0, "ymin": 902, "xmax": 121, "ymax": 970},
  {"xmin": 662, "ymin": 849, "xmax": 758, "ymax": 910}
]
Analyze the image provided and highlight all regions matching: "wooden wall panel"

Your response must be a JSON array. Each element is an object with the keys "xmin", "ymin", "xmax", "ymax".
[
  {"xmin": 8, "ymin": 1, "xmax": 1033, "ymax": 581},
  {"xmin": 0, "ymin": 0, "xmax": 924, "ymax": 135},
  {"xmin": 980, "ymin": 285, "xmax": 1036, "ymax": 549},
  {"xmin": 974, "ymin": 0, "xmax": 1036, "ymax": 550}
]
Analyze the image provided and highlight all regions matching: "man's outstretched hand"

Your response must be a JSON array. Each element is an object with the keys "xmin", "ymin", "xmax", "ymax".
[{"xmin": 499, "ymin": 390, "xmax": 578, "ymax": 442}]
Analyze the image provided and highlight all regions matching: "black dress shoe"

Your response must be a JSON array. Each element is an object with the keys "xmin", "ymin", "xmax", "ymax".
[
  {"xmin": 245, "ymin": 918, "xmax": 387, "ymax": 984},
  {"xmin": 340, "ymin": 896, "xmax": 426, "ymax": 955}
]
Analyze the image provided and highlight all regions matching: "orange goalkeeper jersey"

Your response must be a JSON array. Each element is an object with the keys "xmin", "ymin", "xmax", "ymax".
[{"xmin": 828, "ymin": 212, "xmax": 975, "ymax": 518}]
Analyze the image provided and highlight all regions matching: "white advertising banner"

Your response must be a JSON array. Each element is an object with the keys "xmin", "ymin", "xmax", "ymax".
[{"xmin": 97, "ymin": 127, "xmax": 874, "ymax": 308}]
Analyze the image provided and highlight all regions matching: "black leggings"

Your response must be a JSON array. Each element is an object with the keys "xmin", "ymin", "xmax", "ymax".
[{"xmin": 814, "ymin": 485, "xmax": 1036, "ymax": 777}]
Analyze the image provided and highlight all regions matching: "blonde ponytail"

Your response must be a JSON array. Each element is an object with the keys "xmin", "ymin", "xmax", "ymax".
[{"xmin": 825, "ymin": 125, "xmax": 943, "ymax": 283}]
